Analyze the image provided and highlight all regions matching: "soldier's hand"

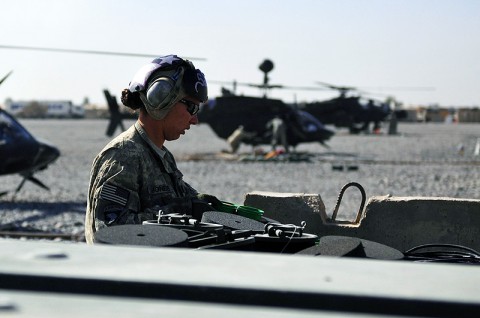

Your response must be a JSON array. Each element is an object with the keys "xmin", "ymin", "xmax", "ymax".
[{"xmin": 196, "ymin": 193, "xmax": 222, "ymax": 208}]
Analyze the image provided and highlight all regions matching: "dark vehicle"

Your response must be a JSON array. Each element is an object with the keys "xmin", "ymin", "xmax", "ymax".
[
  {"xmin": 200, "ymin": 59, "xmax": 334, "ymax": 150},
  {"xmin": 298, "ymin": 82, "xmax": 407, "ymax": 134},
  {"xmin": 0, "ymin": 108, "xmax": 60, "ymax": 196},
  {"xmin": 198, "ymin": 95, "xmax": 334, "ymax": 149},
  {"xmin": 300, "ymin": 94, "xmax": 393, "ymax": 134},
  {"xmin": 0, "ymin": 70, "xmax": 60, "ymax": 195}
]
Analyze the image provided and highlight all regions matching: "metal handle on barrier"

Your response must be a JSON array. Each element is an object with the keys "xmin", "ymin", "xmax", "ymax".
[{"xmin": 330, "ymin": 182, "xmax": 366, "ymax": 224}]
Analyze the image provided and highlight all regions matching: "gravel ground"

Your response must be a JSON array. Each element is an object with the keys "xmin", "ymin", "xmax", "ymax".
[{"xmin": 1, "ymin": 119, "xmax": 479, "ymax": 238}]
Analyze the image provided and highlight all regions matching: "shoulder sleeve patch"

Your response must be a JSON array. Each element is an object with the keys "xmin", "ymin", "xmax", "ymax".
[{"xmin": 99, "ymin": 183, "xmax": 130, "ymax": 207}]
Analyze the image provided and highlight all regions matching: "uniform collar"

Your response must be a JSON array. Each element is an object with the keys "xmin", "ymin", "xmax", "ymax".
[{"xmin": 134, "ymin": 121, "xmax": 166, "ymax": 158}]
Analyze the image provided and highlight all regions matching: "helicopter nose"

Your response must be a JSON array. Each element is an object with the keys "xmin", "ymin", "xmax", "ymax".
[
  {"xmin": 325, "ymin": 127, "xmax": 335, "ymax": 138},
  {"xmin": 36, "ymin": 139, "xmax": 60, "ymax": 170}
]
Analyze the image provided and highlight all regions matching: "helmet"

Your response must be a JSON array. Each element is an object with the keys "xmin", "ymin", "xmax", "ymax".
[{"xmin": 128, "ymin": 55, "xmax": 207, "ymax": 120}]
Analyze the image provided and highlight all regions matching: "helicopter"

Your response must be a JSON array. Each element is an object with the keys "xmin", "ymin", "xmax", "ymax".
[
  {"xmin": 0, "ymin": 71, "xmax": 60, "ymax": 196},
  {"xmin": 206, "ymin": 60, "xmax": 428, "ymax": 136},
  {"xmin": 198, "ymin": 59, "xmax": 335, "ymax": 151},
  {"xmin": 297, "ymin": 82, "xmax": 410, "ymax": 134},
  {"xmin": 199, "ymin": 95, "xmax": 334, "ymax": 151}
]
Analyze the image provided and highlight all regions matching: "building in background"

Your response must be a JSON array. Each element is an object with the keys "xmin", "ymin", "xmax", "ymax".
[
  {"xmin": 3, "ymin": 99, "xmax": 84, "ymax": 118},
  {"xmin": 457, "ymin": 108, "xmax": 480, "ymax": 123}
]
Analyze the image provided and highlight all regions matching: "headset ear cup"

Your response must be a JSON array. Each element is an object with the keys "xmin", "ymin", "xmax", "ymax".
[{"xmin": 146, "ymin": 77, "xmax": 175, "ymax": 109}]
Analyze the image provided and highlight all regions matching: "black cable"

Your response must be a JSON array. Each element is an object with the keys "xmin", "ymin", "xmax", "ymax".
[{"xmin": 404, "ymin": 244, "xmax": 480, "ymax": 264}]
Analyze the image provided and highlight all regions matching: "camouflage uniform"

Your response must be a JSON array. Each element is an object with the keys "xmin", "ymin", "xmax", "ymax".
[{"xmin": 85, "ymin": 122, "xmax": 198, "ymax": 243}]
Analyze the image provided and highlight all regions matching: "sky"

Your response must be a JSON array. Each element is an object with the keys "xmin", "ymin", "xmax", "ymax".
[{"xmin": 0, "ymin": 0, "xmax": 479, "ymax": 108}]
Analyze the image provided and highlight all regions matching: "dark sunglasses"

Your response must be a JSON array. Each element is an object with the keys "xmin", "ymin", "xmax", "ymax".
[{"xmin": 179, "ymin": 99, "xmax": 200, "ymax": 116}]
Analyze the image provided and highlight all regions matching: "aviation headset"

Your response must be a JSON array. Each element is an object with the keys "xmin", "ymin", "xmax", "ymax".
[{"xmin": 128, "ymin": 55, "xmax": 208, "ymax": 120}]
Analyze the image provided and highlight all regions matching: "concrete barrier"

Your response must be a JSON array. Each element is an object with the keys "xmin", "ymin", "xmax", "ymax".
[
  {"xmin": 244, "ymin": 191, "xmax": 327, "ymax": 234},
  {"xmin": 244, "ymin": 191, "xmax": 480, "ymax": 252}
]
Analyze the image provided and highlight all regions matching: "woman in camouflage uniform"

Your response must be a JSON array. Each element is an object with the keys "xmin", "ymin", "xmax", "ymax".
[{"xmin": 85, "ymin": 55, "xmax": 216, "ymax": 244}]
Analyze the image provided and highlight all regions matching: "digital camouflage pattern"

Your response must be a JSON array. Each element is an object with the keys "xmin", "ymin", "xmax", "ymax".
[{"xmin": 85, "ymin": 122, "xmax": 198, "ymax": 243}]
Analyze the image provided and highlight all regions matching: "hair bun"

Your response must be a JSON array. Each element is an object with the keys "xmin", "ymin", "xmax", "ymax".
[{"xmin": 121, "ymin": 89, "xmax": 143, "ymax": 110}]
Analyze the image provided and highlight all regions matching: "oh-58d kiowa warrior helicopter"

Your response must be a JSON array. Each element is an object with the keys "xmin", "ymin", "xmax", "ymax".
[
  {"xmin": 297, "ymin": 81, "xmax": 426, "ymax": 134},
  {"xmin": 0, "ymin": 70, "xmax": 60, "ymax": 196}
]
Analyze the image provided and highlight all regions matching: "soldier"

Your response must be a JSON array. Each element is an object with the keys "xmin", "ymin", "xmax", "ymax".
[
  {"xmin": 85, "ymin": 55, "xmax": 219, "ymax": 244},
  {"xmin": 266, "ymin": 115, "xmax": 289, "ymax": 153},
  {"xmin": 226, "ymin": 125, "xmax": 256, "ymax": 153}
]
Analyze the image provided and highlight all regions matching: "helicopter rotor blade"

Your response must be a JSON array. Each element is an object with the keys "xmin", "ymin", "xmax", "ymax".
[
  {"xmin": 0, "ymin": 44, "xmax": 206, "ymax": 61},
  {"xmin": 358, "ymin": 86, "xmax": 436, "ymax": 92},
  {"xmin": 210, "ymin": 80, "xmax": 330, "ymax": 92},
  {"xmin": 247, "ymin": 83, "xmax": 284, "ymax": 90},
  {"xmin": 315, "ymin": 81, "xmax": 357, "ymax": 92},
  {"xmin": 280, "ymin": 84, "xmax": 331, "ymax": 91},
  {"xmin": 0, "ymin": 70, "xmax": 13, "ymax": 86},
  {"xmin": 316, "ymin": 81, "xmax": 435, "ymax": 93}
]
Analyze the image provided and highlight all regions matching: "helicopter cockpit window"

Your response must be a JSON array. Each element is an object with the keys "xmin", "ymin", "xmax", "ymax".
[
  {"xmin": 297, "ymin": 111, "xmax": 327, "ymax": 133},
  {"xmin": 0, "ymin": 110, "xmax": 34, "ymax": 142}
]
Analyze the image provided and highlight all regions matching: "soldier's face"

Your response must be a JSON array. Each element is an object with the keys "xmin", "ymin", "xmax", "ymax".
[{"xmin": 162, "ymin": 98, "xmax": 199, "ymax": 141}]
